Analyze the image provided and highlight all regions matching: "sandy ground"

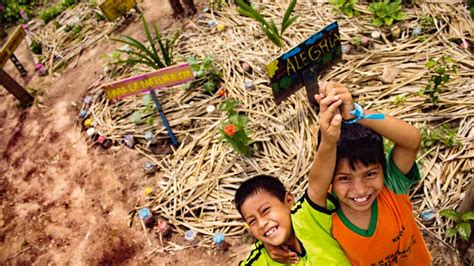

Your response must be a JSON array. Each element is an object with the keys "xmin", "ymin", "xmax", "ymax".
[{"xmin": 0, "ymin": 1, "xmax": 249, "ymax": 265}]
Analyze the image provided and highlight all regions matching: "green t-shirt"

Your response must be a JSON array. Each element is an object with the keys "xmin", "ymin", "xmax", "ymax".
[
  {"xmin": 239, "ymin": 194, "xmax": 350, "ymax": 265},
  {"xmin": 383, "ymin": 148, "xmax": 421, "ymax": 194}
]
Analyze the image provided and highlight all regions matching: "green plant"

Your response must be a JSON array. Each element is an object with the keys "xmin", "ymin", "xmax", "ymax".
[
  {"xmin": 186, "ymin": 55, "xmax": 223, "ymax": 94},
  {"xmin": 234, "ymin": 0, "xmax": 298, "ymax": 47},
  {"xmin": 368, "ymin": 0, "xmax": 406, "ymax": 26},
  {"xmin": 420, "ymin": 15, "xmax": 434, "ymax": 27},
  {"xmin": 393, "ymin": 95, "xmax": 406, "ymax": 105},
  {"xmin": 420, "ymin": 124, "xmax": 462, "ymax": 149},
  {"xmin": 219, "ymin": 99, "xmax": 253, "ymax": 156},
  {"xmin": 39, "ymin": 5, "xmax": 61, "ymax": 23},
  {"xmin": 440, "ymin": 209, "xmax": 474, "ymax": 241},
  {"xmin": 351, "ymin": 36, "xmax": 362, "ymax": 48},
  {"xmin": 329, "ymin": 0, "xmax": 360, "ymax": 17},
  {"xmin": 61, "ymin": 0, "xmax": 78, "ymax": 9},
  {"xmin": 0, "ymin": 0, "xmax": 36, "ymax": 24},
  {"xmin": 30, "ymin": 40, "xmax": 42, "ymax": 55},
  {"xmin": 419, "ymin": 57, "xmax": 456, "ymax": 106},
  {"xmin": 113, "ymin": 15, "xmax": 178, "ymax": 70}
]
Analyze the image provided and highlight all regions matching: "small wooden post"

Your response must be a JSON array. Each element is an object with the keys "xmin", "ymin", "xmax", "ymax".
[{"xmin": 0, "ymin": 69, "xmax": 33, "ymax": 106}]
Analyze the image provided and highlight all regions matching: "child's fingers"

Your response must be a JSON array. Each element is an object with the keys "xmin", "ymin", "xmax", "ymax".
[
  {"xmin": 321, "ymin": 100, "xmax": 342, "ymax": 127},
  {"xmin": 319, "ymin": 93, "xmax": 340, "ymax": 112},
  {"xmin": 328, "ymin": 114, "xmax": 342, "ymax": 133}
]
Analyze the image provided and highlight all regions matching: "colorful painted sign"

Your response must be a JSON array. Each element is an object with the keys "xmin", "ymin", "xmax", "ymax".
[
  {"xmin": 267, "ymin": 22, "xmax": 342, "ymax": 104},
  {"xmin": 99, "ymin": 0, "xmax": 136, "ymax": 21},
  {"xmin": 0, "ymin": 26, "xmax": 26, "ymax": 68},
  {"xmin": 102, "ymin": 63, "xmax": 194, "ymax": 100}
]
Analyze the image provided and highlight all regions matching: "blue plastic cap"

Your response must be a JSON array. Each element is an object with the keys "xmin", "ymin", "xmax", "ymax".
[
  {"xmin": 139, "ymin": 208, "xmax": 151, "ymax": 220},
  {"xmin": 79, "ymin": 109, "xmax": 87, "ymax": 118},
  {"xmin": 213, "ymin": 233, "xmax": 225, "ymax": 244},
  {"xmin": 144, "ymin": 162, "xmax": 154, "ymax": 170},
  {"xmin": 185, "ymin": 230, "xmax": 196, "ymax": 240}
]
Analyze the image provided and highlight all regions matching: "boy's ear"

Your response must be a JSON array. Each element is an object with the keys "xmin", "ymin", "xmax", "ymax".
[{"xmin": 285, "ymin": 192, "xmax": 295, "ymax": 207}]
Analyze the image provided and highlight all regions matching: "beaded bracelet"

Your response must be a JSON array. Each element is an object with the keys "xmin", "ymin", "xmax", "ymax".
[{"xmin": 343, "ymin": 103, "xmax": 385, "ymax": 124}]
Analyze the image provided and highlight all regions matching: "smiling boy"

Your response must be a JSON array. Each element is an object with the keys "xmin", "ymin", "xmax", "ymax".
[
  {"xmin": 315, "ymin": 81, "xmax": 431, "ymax": 265},
  {"xmin": 235, "ymin": 88, "xmax": 350, "ymax": 265}
]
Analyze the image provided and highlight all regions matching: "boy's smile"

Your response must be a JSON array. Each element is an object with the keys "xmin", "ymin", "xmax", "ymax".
[
  {"xmin": 333, "ymin": 159, "xmax": 384, "ymax": 216},
  {"xmin": 240, "ymin": 190, "xmax": 295, "ymax": 246}
]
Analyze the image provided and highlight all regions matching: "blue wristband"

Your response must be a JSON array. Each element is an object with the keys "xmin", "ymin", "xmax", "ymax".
[{"xmin": 343, "ymin": 103, "xmax": 385, "ymax": 124}]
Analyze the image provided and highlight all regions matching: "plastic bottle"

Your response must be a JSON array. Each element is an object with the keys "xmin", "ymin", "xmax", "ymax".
[
  {"xmin": 139, "ymin": 208, "xmax": 155, "ymax": 228},
  {"xmin": 156, "ymin": 220, "xmax": 172, "ymax": 238},
  {"xmin": 184, "ymin": 229, "xmax": 197, "ymax": 243},
  {"xmin": 213, "ymin": 232, "xmax": 228, "ymax": 252}
]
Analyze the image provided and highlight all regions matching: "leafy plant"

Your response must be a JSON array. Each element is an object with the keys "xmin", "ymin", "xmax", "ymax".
[
  {"xmin": 39, "ymin": 5, "xmax": 61, "ymax": 23},
  {"xmin": 234, "ymin": 0, "xmax": 298, "ymax": 47},
  {"xmin": 352, "ymin": 36, "xmax": 362, "ymax": 48},
  {"xmin": 186, "ymin": 55, "xmax": 223, "ymax": 94},
  {"xmin": 30, "ymin": 40, "xmax": 42, "ymax": 55},
  {"xmin": 329, "ymin": 0, "xmax": 360, "ymax": 17},
  {"xmin": 113, "ymin": 15, "xmax": 178, "ymax": 70},
  {"xmin": 420, "ymin": 124, "xmax": 462, "ymax": 149},
  {"xmin": 440, "ymin": 209, "xmax": 474, "ymax": 241},
  {"xmin": 368, "ymin": 0, "xmax": 406, "ymax": 26},
  {"xmin": 419, "ymin": 57, "xmax": 456, "ymax": 106},
  {"xmin": 0, "ymin": 0, "xmax": 36, "ymax": 24},
  {"xmin": 39, "ymin": 0, "xmax": 79, "ymax": 24},
  {"xmin": 219, "ymin": 99, "xmax": 253, "ymax": 156}
]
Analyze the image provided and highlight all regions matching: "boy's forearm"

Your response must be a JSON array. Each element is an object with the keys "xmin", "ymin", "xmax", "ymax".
[
  {"xmin": 308, "ymin": 141, "xmax": 337, "ymax": 208},
  {"xmin": 358, "ymin": 110, "xmax": 421, "ymax": 151}
]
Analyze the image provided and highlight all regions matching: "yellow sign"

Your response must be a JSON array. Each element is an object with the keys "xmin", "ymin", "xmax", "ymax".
[
  {"xmin": 0, "ymin": 26, "xmax": 25, "ymax": 68},
  {"xmin": 102, "ymin": 63, "xmax": 195, "ymax": 100},
  {"xmin": 99, "ymin": 0, "xmax": 136, "ymax": 21}
]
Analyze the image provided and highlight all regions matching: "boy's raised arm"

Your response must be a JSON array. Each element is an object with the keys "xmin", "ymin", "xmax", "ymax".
[
  {"xmin": 319, "ymin": 81, "xmax": 422, "ymax": 175},
  {"xmin": 307, "ymin": 85, "xmax": 343, "ymax": 208}
]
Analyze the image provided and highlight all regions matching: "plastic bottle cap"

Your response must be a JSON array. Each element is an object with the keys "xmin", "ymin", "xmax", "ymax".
[
  {"xmin": 158, "ymin": 221, "xmax": 168, "ymax": 230},
  {"xmin": 84, "ymin": 95, "xmax": 92, "ymax": 104},
  {"xmin": 97, "ymin": 135, "xmax": 107, "ymax": 144},
  {"xmin": 371, "ymin": 31, "xmax": 381, "ymax": 39},
  {"xmin": 206, "ymin": 105, "xmax": 216, "ymax": 114},
  {"xmin": 86, "ymin": 128, "xmax": 96, "ymax": 137},
  {"xmin": 184, "ymin": 230, "xmax": 196, "ymax": 241},
  {"xmin": 139, "ymin": 208, "xmax": 151, "ymax": 220},
  {"xmin": 421, "ymin": 210, "xmax": 436, "ymax": 221},
  {"xmin": 208, "ymin": 20, "xmax": 217, "ymax": 28},
  {"xmin": 79, "ymin": 109, "xmax": 87, "ymax": 118},
  {"xmin": 144, "ymin": 162, "xmax": 154, "ymax": 170},
  {"xmin": 144, "ymin": 186, "xmax": 153, "ymax": 195},
  {"xmin": 244, "ymin": 81, "xmax": 254, "ymax": 90},
  {"xmin": 144, "ymin": 131, "xmax": 153, "ymax": 141},
  {"xmin": 213, "ymin": 233, "xmax": 225, "ymax": 244}
]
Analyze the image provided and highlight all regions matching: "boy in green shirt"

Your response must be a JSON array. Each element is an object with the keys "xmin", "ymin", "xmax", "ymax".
[{"xmin": 235, "ymin": 91, "xmax": 350, "ymax": 265}]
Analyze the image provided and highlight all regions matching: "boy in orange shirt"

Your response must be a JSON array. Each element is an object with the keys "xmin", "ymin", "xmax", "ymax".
[{"xmin": 267, "ymin": 81, "xmax": 431, "ymax": 265}]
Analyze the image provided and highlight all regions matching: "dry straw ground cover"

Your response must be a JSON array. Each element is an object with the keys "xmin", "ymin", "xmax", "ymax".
[{"xmin": 83, "ymin": 0, "xmax": 472, "ymax": 256}]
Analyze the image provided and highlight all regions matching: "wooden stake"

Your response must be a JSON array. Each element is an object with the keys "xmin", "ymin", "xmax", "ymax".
[{"xmin": 0, "ymin": 69, "xmax": 33, "ymax": 106}]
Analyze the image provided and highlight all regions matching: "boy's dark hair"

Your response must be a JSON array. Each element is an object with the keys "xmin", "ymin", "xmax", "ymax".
[
  {"xmin": 235, "ymin": 175, "xmax": 287, "ymax": 216},
  {"xmin": 318, "ymin": 123, "xmax": 386, "ymax": 171}
]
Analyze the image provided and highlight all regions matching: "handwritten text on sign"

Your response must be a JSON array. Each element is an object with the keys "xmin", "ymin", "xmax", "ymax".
[
  {"xmin": 267, "ymin": 22, "xmax": 341, "ymax": 104},
  {"xmin": 0, "ymin": 26, "xmax": 25, "ymax": 68},
  {"xmin": 99, "ymin": 0, "xmax": 136, "ymax": 21},
  {"xmin": 102, "ymin": 63, "xmax": 194, "ymax": 100}
]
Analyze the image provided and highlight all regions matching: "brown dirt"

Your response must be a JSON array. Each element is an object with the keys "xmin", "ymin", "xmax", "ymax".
[{"xmin": 0, "ymin": 1, "xmax": 249, "ymax": 265}]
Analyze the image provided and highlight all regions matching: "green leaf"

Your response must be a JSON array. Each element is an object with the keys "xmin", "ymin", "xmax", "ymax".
[
  {"xmin": 445, "ymin": 227, "xmax": 457, "ymax": 238},
  {"xmin": 393, "ymin": 11, "xmax": 406, "ymax": 21},
  {"xmin": 456, "ymin": 222, "xmax": 471, "ymax": 241},
  {"xmin": 262, "ymin": 26, "xmax": 282, "ymax": 46},
  {"xmin": 141, "ymin": 15, "xmax": 161, "ymax": 69},
  {"xmin": 373, "ymin": 18, "xmax": 384, "ymax": 27},
  {"xmin": 281, "ymin": 15, "xmax": 298, "ymax": 35},
  {"xmin": 440, "ymin": 209, "xmax": 461, "ymax": 222},
  {"xmin": 282, "ymin": 0, "xmax": 297, "ymax": 28},
  {"xmin": 384, "ymin": 17, "xmax": 394, "ymax": 25},
  {"xmin": 425, "ymin": 60, "xmax": 436, "ymax": 68},
  {"xmin": 462, "ymin": 211, "xmax": 474, "ymax": 221}
]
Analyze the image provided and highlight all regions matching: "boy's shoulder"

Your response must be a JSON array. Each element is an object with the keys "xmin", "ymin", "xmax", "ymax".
[{"xmin": 384, "ymin": 148, "xmax": 421, "ymax": 195}]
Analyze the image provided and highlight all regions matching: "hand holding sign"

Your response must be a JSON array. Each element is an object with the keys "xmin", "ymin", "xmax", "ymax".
[{"xmin": 267, "ymin": 22, "xmax": 342, "ymax": 106}]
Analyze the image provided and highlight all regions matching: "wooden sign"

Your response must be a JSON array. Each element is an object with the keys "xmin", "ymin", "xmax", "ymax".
[
  {"xmin": 0, "ymin": 26, "xmax": 25, "ymax": 68},
  {"xmin": 102, "ymin": 63, "xmax": 195, "ymax": 100},
  {"xmin": 267, "ymin": 22, "xmax": 342, "ymax": 105},
  {"xmin": 99, "ymin": 0, "xmax": 136, "ymax": 21}
]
